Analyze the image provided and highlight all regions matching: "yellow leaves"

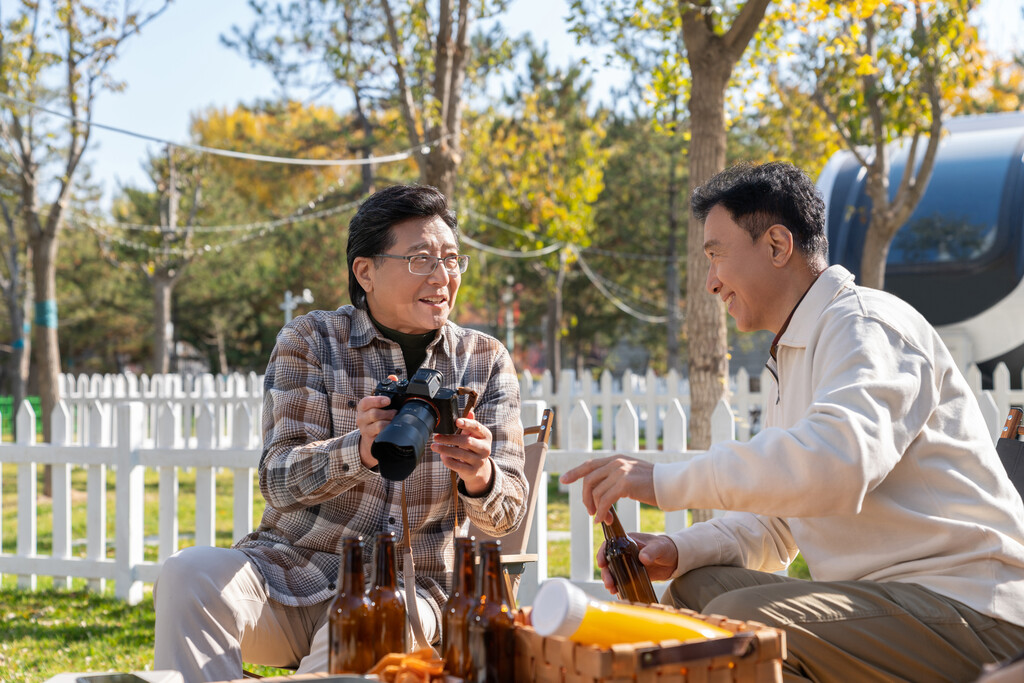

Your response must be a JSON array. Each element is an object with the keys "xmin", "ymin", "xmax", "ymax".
[
  {"xmin": 855, "ymin": 54, "xmax": 877, "ymax": 76},
  {"xmin": 189, "ymin": 101, "xmax": 355, "ymax": 210}
]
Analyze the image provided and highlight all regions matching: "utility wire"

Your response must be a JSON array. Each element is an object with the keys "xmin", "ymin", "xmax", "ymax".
[
  {"xmin": 76, "ymin": 199, "xmax": 360, "ymax": 234},
  {"xmin": 461, "ymin": 232, "xmax": 563, "ymax": 258},
  {"xmin": 0, "ymin": 92, "xmax": 434, "ymax": 166},
  {"xmin": 571, "ymin": 246, "xmax": 669, "ymax": 323},
  {"xmin": 465, "ymin": 207, "xmax": 679, "ymax": 262}
]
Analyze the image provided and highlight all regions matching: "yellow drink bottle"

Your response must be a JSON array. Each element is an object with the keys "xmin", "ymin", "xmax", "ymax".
[{"xmin": 530, "ymin": 578, "xmax": 732, "ymax": 648}]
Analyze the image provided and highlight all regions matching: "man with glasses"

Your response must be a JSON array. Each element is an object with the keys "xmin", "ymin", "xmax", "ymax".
[{"xmin": 154, "ymin": 184, "xmax": 528, "ymax": 680}]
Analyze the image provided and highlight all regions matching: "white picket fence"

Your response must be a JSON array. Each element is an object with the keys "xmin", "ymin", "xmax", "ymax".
[
  {"xmin": 0, "ymin": 366, "xmax": 1013, "ymax": 607},
  {"xmin": 520, "ymin": 363, "xmax": 1013, "ymax": 448}
]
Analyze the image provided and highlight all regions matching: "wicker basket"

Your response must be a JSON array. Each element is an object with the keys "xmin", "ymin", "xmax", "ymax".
[{"xmin": 514, "ymin": 605, "xmax": 786, "ymax": 683}]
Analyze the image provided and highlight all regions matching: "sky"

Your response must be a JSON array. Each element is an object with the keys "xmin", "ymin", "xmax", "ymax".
[{"xmin": 49, "ymin": 0, "xmax": 1024, "ymax": 209}]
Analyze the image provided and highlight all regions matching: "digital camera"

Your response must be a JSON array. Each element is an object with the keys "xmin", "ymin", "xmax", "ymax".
[{"xmin": 372, "ymin": 367, "xmax": 459, "ymax": 481}]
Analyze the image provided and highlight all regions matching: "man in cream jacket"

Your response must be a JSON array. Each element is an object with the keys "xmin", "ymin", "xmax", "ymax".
[{"xmin": 563, "ymin": 162, "xmax": 1024, "ymax": 681}]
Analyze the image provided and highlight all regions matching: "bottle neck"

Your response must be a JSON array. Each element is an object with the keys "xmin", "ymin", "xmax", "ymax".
[
  {"xmin": 375, "ymin": 539, "xmax": 398, "ymax": 589},
  {"xmin": 453, "ymin": 541, "xmax": 475, "ymax": 595},
  {"xmin": 479, "ymin": 546, "xmax": 505, "ymax": 602},
  {"xmin": 605, "ymin": 507, "xmax": 627, "ymax": 538},
  {"xmin": 340, "ymin": 542, "xmax": 365, "ymax": 594}
]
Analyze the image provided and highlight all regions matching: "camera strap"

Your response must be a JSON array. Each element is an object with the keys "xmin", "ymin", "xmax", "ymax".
[
  {"xmin": 400, "ymin": 482, "xmax": 436, "ymax": 654},
  {"xmin": 399, "ymin": 386, "xmax": 479, "ymax": 654}
]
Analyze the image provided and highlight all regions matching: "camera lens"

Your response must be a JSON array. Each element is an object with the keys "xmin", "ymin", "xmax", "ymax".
[{"xmin": 372, "ymin": 399, "xmax": 439, "ymax": 481}]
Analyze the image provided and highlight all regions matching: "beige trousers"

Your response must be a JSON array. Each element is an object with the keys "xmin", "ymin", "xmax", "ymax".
[
  {"xmin": 666, "ymin": 566, "xmax": 1024, "ymax": 683},
  {"xmin": 153, "ymin": 545, "xmax": 437, "ymax": 682}
]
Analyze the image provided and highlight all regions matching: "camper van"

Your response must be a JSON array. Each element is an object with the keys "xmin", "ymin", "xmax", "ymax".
[{"xmin": 816, "ymin": 111, "xmax": 1024, "ymax": 388}]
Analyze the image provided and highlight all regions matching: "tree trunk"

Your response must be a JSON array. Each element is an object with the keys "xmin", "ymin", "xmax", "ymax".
[
  {"xmin": 543, "ymin": 251, "xmax": 569, "ymax": 388},
  {"xmin": 665, "ymin": 142, "xmax": 682, "ymax": 373},
  {"xmin": 8, "ymin": 293, "xmax": 32, "ymax": 429},
  {"xmin": 152, "ymin": 273, "xmax": 174, "ymax": 374},
  {"xmin": 31, "ymin": 231, "xmax": 60, "ymax": 445},
  {"xmin": 859, "ymin": 211, "xmax": 895, "ymax": 290},
  {"xmin": 213, "ymin": 320, "xmax": 229, "ymax": 376},
  {"xmin": 424, "ymin": 146, "xmax": 458, "ymax": 200},
  {"xmin": 686, "ymin": 69, "xmax": 730, "ymax": 455}
]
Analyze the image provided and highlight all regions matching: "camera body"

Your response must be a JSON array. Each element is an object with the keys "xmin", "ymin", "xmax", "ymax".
[{"xmin": 372, "ymin": 367, "xmax": 459, "ymax": 481}]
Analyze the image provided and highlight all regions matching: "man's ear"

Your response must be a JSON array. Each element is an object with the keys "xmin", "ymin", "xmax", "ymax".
[
  {"xmin": 765, "ymin": 224, "xmax": 795, "ymax": 267},
  {"xmin": 352, "ymin": 256, "xmax": 375, "ymax": 294}
]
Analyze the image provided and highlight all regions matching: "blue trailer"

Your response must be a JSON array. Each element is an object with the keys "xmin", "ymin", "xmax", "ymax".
[{"xmin": 816, "ymin": 111, "xmax": 1024, "ymax": 388}]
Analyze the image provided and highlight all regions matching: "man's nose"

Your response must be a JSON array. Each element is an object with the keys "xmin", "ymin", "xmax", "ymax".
[
  {"xmin": 428, "ymin": 262, "xmax": 451, "ymax": 284},
  {"xmin": 706, "ymin": 266, "xmax": 721, "ymax": 295}
]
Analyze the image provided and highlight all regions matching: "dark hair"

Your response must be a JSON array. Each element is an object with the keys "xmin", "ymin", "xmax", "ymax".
[
  {"xmin": 346, "ymin": 185, "xmax": 459, "ymax": 309},
  {"xmin": 690, "ymin": 161, "xmax": 828, "ymax": 260}
]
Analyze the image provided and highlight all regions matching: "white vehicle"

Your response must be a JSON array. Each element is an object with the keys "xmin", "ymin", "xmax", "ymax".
[{"xmin": 816, "ymin": 111, "xmax": 1024, "ymax": 388}]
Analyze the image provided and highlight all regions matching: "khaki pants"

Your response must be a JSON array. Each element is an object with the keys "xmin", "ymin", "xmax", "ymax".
[
  {"xmin": 666, "ymin": 566, "xmax": 1024, "ymax": 683},
  {"xmin": 153, "ymin": 545, "xmax": 437, "ymax": 682}
]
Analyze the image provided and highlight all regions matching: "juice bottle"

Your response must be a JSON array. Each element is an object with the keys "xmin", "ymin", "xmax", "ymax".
[{"xmin": 530, "ymin": 578, "xmax": 732, "ymax": 648}]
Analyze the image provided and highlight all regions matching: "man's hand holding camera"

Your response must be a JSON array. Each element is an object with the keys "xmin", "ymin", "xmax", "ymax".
[
  {"xmin": 356, "ymin": 370, "xmax": 494, "ymax": 494},
  {"xmin": 432, "ymin": 409, "xmax": 493, "ymax": 495},
  {"xmin": 356, "ymin": 394, "xmax": 396, "ymax": 469}
]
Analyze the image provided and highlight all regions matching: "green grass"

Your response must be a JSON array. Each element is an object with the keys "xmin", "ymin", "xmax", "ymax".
[
  {"xmin": 0, "ymin": 580, "xmax": 156, "ymax": 680},
  {"xmin": 1, "ymin": 463, "xmax": 293, "ymax": 680}
]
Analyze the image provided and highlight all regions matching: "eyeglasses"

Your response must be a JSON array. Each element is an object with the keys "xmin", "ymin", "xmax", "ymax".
[{"xmin": 378, "ymin": 253, "xmax": 470, "ymax": 275}]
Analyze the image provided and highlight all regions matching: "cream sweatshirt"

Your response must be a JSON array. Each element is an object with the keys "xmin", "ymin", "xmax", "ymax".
[{"xmin": 654, "ymin": 266, "xmax": 1024, "ymax": 628}]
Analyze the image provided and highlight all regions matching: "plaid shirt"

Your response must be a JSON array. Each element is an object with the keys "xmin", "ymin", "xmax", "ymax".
[{"xmin": 235, "ymin": 306, "xmax": 527, "ymax": 627}]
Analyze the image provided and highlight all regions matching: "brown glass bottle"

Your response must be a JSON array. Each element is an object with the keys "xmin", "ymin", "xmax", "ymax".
[
  {"xmin": 467, "ymin": 540, "xmax": 515, "ymax": 683},
  {"xmin": 369, "ymin": 531, "xmax": 407, "ymax": 663},
  {"xmin": 442, "ymin": 536, "xmax": 476, "ymax": 678},
  {"xmin": 602, "ymin": 505, "xmax": 659, "ymax": 604},
  {"xmin": 328, "ymin": 537, "xmax": 374, "ymax": 674}
]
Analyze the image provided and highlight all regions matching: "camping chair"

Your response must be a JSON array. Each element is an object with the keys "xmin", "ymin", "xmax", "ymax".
[
  {"xmin": 997, "ymin": 406, "xmax": 1024, "ymax": 500},
  {"xmin": 468, "ymin": 406, "xmax": 553, "ymax": 607}
]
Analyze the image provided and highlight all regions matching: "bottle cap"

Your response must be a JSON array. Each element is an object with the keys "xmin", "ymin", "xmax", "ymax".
[{"xmin": 531, "ymin": 578, "xmax": 589, "ymax": 638}]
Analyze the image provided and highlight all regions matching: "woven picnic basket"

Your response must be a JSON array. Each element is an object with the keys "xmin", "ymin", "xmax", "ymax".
[{"xmin": 513, "ymin": 604, "xmax": 786, "ymax": 683}]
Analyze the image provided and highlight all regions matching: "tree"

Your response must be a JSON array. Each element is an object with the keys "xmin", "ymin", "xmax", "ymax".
[
  {"xmin": 460, "ymin": 46, "xmax": 608, "ymax": 380},
  {"xmin": 106, "ymin": 147, "xmax": 203, "ymax": 374},
  {"xmin": 0, "ymin": 0, "xmax": 170, "ymax": 440},
  {"xmin": 955, "ymin": 52, "xmax": 1024, "ymax": 115},
  {"xmin": 228, "ymin": 0, "xmax": 515, "ymax": 200},
  {"xmin": 784, "ymin": 0, "xmax": 981, "ymax": 289},
  {"xmin": 98, "ymin": 101, "xmax": 362, "ymax": 375},
  {"xmin": 570, "ymin": 8, "xmax": 691, "ymax": 374},
  {"xmin": 572, "ymin": 110, "xmax": 691, "ymax": 374},
  {"xmin": 571, "ymin": 1, "xmax": 771, "ymax": 466}
]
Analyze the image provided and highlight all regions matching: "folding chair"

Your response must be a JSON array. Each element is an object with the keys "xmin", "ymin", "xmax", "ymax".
[
  {"xmin": 468, "ymin": 407, "xmax": 553, "ymax": 606},
  {"xmin": 996, "ymin": 406, "xmax": 1024, "ymax": 499}
]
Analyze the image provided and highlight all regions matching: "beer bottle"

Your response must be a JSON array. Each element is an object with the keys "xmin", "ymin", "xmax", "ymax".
[
  {"xmin": 602, "ymin": 505, "xmax": 659, "ymax": 604},
  {"xmin": 369, "ymin": 531, "xmax": 407, "ymax": 664},
  {"xmin": 328, "ymin": 537, "xmax": 374, "ymax": 674},
  {"xmin": 467, "ymin": 540, "xmax": 515, "ymax": 683},
  {"xmin": 442, "ymin": 536, "xmax": 476, "ymax": 678}
]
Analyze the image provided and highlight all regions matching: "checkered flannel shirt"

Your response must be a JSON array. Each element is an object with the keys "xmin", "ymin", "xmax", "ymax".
[{"xmin": 235, "ymin": 305, "xmax": 527, "ymax": 627}]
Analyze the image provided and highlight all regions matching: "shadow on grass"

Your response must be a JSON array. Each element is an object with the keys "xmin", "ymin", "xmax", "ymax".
[{"xmin": 0, "ymin": 586, "xmax": 155, "ymax": 680}]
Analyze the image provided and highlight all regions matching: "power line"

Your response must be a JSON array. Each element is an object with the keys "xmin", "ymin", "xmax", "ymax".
[
  {"xmin": 461, "ymin": 232, "xmax": 563, "ymax": 258},
  {"xmin": 465, "ymin": 207, "xmax": 679, "ymax": 262},
  {"xmin": 571, "ymin": 246, "xmax": 669, "ymax": 324},
  {"xmin": 75, "ymin": 198, "xmax": 360, "ymax": 234},
  {"xmin": 0, "ymin": 92, "xmax": 437, "ymax": 167},
  {"xmin": 461, "ymin": 208, "xmax": 674, "ymax": 322}
]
